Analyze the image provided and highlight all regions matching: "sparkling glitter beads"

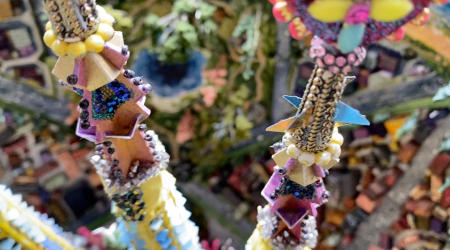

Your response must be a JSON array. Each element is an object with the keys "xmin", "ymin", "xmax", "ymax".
[{"xmin": 91, "ymin": 80, "xmax": 132, "ymax": 120}]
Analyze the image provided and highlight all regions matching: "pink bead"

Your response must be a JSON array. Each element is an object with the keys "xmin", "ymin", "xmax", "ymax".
[
  {"xmin": 311, "ymin": 36, "xmax": 323, "ymax": 47},
  {"xmin": 316, "ymin": 47, "xmax": 326, "ymax": 57},
  {"xmin": 324, "ymin": 54, "xmax": 335, "ymax": 65},
  {"xmin": 336, "ymin": 56, "xmax": 346, "ymax": 67},
  {"xmin": 347, "ymin": 53, "xmax": 356, "ymax": 63},
  {"xmin": 330, "ymin": 66, "xmax": 339, "ymax": 74}
]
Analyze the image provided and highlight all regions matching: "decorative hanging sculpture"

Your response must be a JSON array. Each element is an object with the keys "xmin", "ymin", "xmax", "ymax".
[
  {"xmin": 42, "ymin": 1, "xmax": 202, "ymax": 249},
  {"xmin": 246, "ymin": 36, "xmax": 369, "ymax": 250},
  {"xmin": 246, "ymin": 0, "xmax": 445, "ymax": 249}
]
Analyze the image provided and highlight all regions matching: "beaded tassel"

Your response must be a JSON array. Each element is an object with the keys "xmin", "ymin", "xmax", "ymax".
[
  {"xmin": 246, "ymin": 37, "xmax": 369, "ymax": 250},
  {"xmin": 42, "ymin": 1, "xmax": 202, "ymax": 249}
]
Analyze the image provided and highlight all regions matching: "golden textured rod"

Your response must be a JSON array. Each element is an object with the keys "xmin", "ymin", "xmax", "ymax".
[
  {"xmin": 44, "ymin": 0, "xmax": 99, "ymax": 42},
  {"xmin": 290, "ymin": 66, "xmax": 346, "ymax": 153}
]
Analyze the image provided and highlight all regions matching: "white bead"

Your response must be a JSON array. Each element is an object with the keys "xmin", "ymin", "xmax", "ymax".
[
  {"xmin": 331, "ymin": 132, "xmax": 344, "ymax": 146},
  {"xmin": 327, "ymin": 143, "xmax": 341, "ymax": 157},
  {"xmin": 298, "ymin": 152, "xmax": 315, "ymax": 166},
  {"xmin": 315, "ymin": 151, "xmax": 331, "ymax": 166},
  {"xmin": 287, "ymin": 144, "xmax": 300, "ymax": 158}
]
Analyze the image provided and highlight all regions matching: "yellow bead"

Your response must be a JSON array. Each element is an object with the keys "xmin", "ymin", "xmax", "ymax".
[
  {"xmin": 96, "ymin": 23, "xmax": 115, "ymax": 41},
  {"xmin": 51, "ymin": 40, "xmax": 68, "ymax": 57},
  {"xmin": 371, "ymin": 0, "xmax": 414, "ymax": 22},
  {"xmin": 85, "ymin": 34, "xmax": 105, "ymax": 52},
  {"xmin": 308, "ymin": 0, "xmax": 353, "ymax": 22},
  {"xmin": 45, "ymin": 21, "xmax": 52, "ymax": 31},
  {"xmin": 43, "ymin": 30, "xmax": 57, "ymax": 47},
  {"xmin": 67, "ymin": 41, "xmax": 87, "ymax": 58}
]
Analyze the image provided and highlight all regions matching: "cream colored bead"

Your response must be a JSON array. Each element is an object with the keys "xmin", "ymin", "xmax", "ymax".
[
  {"xmin": 298, "ymin": 152, "xmax": 315, "ymax": 166},
  {"xmin": 327, "ymin": 143, "xmax": 341, "ymax": 157},
  {"xmin": 333, "ymin": 126, "xmax": 339, "ymax": 135},
  {"xmin": 287, "ymin": 144, "xmax": 300, "ymax": 158},
  {"xmin": 283, "ymin": 133, "xmax": 295, "ymax": 144},
  {"xmin": 100, "ymin": 14, "xmax": 115, "ymax": 26},
  {"xmin": 315, "ymin": 151, "xmax": 331, "ymax": 166},
  {"xmin": 45, "ymin": 21, "xmax": 52, "ymax": 31},
  {"xmin": 331, "ymin": 132, "xmax": 344, "ymax": 146},
  {"xmin": 96, "ymin": 23, "xmax": 114, "ymax": 41}
]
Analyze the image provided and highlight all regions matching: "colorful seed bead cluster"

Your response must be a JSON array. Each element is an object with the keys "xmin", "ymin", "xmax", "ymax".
[
  {"xmin": 112, "ymin": 188, "xmax": 147, "ymax": 222},
  {"xmin": 91, "ymin": 80, "xmax": 133, "ymax": 120},
  {"xmin": 115, "ymin": 176, "xmax": 202, "ymax": 249},
  {"xmin": 309, "ymin": 36, "xmax": 366, "ymax": 75},
  {"xmin": 42, "ymin": 1, "xmax": 202, "ymax": 249},
  {"xmin": 0, "ymin": 185, "xmax": 77, "ymax": 250}
]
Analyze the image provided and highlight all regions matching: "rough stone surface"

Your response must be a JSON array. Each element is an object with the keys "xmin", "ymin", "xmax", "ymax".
[
  {"xmin": 0, "ymin": 77, "xmax": 70, "ymax": 122},
  {"xmin": 179, "ymin": 181, "xmax": 254, "ymax": 249},
  {"xmin": 344, "ymin": 116, "xmax": 450, "ymax": 250},
  {"xmin": 271, "ymin": 22, "xmax": 293, "ymax": 122}
]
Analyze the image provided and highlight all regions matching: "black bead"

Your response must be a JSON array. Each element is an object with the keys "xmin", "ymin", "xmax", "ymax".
[
  {"xmin": 123, "ymin": 69, "xmax": 135, "ymax": 78},
  {"xmin": 103, "ymin": 141, "xmax": 112, "ymax": 147},
  {"xmin": 107, "ymin": 147, "xmax": 115, "ymax": 154},
  {"xmin": 138, "ymin": 124, "xmax": 147, "ymax": 131},
  {"xmin": 79, "ymin": 99, "xmax": 89, "ymax": 110},
  {"xmin": 132, "ymin": 77, "xmax": 143, "ymax": 86},
  {"xmin": 95, "ymin": 144, "xmax": 103, "ymax": 152},
  {"xmin": 67, "ymin": 74, "xmax": 78, "ymax": 85},
  {"xmin": 80, "ymin": 110, "xmax": 89, "ymax": 120},
  {"xmin": 270, "ymin": 193, "xmax": 278, "ymax": 200},
  {"xmin": 278, "ymin": 168, "xmax": 287, "ymax": 175},
  {"xmin": 121, "ymin": 45, "xmax": 129, "ymax": 55},
  {"xmin": 112, "ymin": 159, "xmax": 119, "ymax": 166},
  {"xmin": 80, "ymin": 120, "xmax": 90, "ymax": 129},
  {"xmin": 144, "ymin": 134, "xmax": 152, "ymax": 141}
]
